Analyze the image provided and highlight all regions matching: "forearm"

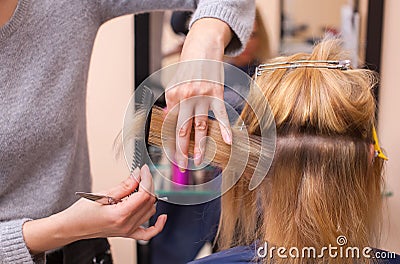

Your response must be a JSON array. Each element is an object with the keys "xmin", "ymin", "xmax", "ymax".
[
  {"xmin": 191, "ymin": 18, "xmax": 233, "ymax": 49},
  {"xmin": 22, "ymin": 198, "xmax": 104, "ymax": 255},
  {"xmin": 22, "ymin": 213, "xmax": 79, "ymax": 255},
  {"xmin": 180, "ymin": 18, "xmax": 233, "ymax": 62},
  {"xmin": 23, "ymin": 171, "xmax": 164, "ymax": 256}
]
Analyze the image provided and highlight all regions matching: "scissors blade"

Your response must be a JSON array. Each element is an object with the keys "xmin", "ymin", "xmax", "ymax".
[{"xmin": 75, "ymin": 192, "xmax": 120, "ymax": 205}]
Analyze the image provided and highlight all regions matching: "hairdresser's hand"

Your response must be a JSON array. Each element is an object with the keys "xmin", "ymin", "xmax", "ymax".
[
  {"xmin": 23, "ymin": 165, "xmax": 167, "ymax": 255},
  {"xmin": 165, "ymin": 18, "xmax": 233, "ymax": 169}
]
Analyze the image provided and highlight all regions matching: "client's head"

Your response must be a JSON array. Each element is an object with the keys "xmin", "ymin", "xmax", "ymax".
[{"xmin": 218, "ymin": 38, "xmax": 385, "ymax": 264}]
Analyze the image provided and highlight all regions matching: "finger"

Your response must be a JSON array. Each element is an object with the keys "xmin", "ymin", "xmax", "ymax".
[
  {"xmin": 128, "ymin": 201, "xmax": 156, "ymax": 229},
  {"xmin": 130, "ymin": 167, "xmax": 141, "ymax": 184},
  {"xmin": 138, "ymin": 164, "xmax": 155, "ymax": 196},
  {"xmin": 105, "ymin": 170, "xmax": 140, "ymax": 200},
  {"xmin": 210, "ymin": 97, "xmax": 232, "ymax": 145},
  {"xmin": 129, "ymin": 214, "xmax": 167, "ymax": 241},
  {"xmin": 193, "ymin": 103, "xmax": 209, "ymax": 166},
  {"xmin": 165, "ymin": 82, "xmax": 181, "ymax": 113},
  {"xmin": 116, "ymin": 190, "xmax": 156, "ymax": 220},
  {"xmin": 126, "ymin": 193, "xmax": 157, "ymax": 228},
  {"xmin": 175, "ymin": 100, "xmax": 194, "ymax": 171}
]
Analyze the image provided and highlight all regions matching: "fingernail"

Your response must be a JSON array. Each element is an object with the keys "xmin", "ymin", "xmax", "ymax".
[
  {"xmin": 193, "ymin": 153, "xmax": 201, "ymax": 160},
  {"xmin": 222, "ymin": 130, "xmax": 232, "ymax": 145},
  {"xmin": 194, "ymin": 151, "xmax": 202, "ymax": 161},
  {"xmin": 194, "ymin": 153, "xmax": 202, "ymax": 166},
  {"xmin": 162, "ymin": 214, "xmax": 168, "ymax": 224},
  {"xmin": 177, "ymin": 160, "xmax": 186, "ymax": 172}
]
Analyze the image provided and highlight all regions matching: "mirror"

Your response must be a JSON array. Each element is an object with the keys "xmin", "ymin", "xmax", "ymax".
[{"xmin": 280, "ymin": 0, "xmax": 369, "ymax": 67}]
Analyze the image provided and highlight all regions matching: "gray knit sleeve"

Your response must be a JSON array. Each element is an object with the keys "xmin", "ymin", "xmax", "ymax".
[
  {"xmin": 95, "ymin": 0, "xmax": 197, "ymax": 24},
  {"xmin": 94, "ymin": 0, "xmax": 255, "ymax": 56},
  {"xmin": 189, "ymin": 0, "xmax": 255, "ymax": 56},
  {"xmin": 0, "ymin": 219, "xmax": 44, "ymax": 264}
]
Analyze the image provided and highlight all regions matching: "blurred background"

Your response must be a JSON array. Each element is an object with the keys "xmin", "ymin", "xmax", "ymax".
[{"xmin": 86, "ymin": 0, "xmax": 400, "ymax": 262}]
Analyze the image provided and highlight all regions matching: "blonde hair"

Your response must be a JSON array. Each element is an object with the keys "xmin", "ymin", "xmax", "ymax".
[
  {"xmin": 218, "ymin": 39, "xmax": 384, "ymax": 264},
  {"xmin": 127, "ymin": 39, "xmax": 384, "ymax": 264}
]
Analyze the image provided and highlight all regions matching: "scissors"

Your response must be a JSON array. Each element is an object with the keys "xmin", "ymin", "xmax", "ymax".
[
  {"xmin": 75, "ymin": 192, "xmax": 122, "ymax": 205},
  {"xmin": 75, "ymin": 191, "xmax": 168, "ymax": 205}
]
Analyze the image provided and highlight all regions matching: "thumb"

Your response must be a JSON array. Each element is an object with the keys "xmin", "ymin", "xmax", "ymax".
[
  {"xmin": 138, "ymin": 164, "xmax": 155, "ymax": 196},
  {"xmin": 211, "ymin": 97, "xmax": 232, "ymax": 145},
  {"xmin": 106, "ymin": 168, "xmax": 140, "ymax": 200}
]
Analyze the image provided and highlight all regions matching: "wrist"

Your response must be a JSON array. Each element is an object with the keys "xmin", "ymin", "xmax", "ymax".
[
  {"xmin": 49, "ymin": 211, "xmax": 82, "ymax": 243},
  {"xmin": 189, "ymin": 18, "xmax": 232, "ymax": 47}
]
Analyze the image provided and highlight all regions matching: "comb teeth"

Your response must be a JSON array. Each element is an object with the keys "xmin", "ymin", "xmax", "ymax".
[
  {"xmin": 131, "ymin": 139, "xmax": 142, "ymax": 172},
  {"xmin": 130, "ymin": 86, "xmax": 154, "ymax": 172}
]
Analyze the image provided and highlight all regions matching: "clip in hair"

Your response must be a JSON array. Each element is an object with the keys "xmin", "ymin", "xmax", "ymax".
[
  {"xmin": 372, "ymin": 125, "xmax": 388, "ymax": 160},
  {"xmin": 255, "ymin": 60, "xmax": 351, "ymax": 79}
]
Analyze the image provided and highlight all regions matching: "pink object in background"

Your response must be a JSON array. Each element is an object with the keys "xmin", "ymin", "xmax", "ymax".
[{"xmin": 172, "ymin": 162, "xmax": 189, "ymax": 185}]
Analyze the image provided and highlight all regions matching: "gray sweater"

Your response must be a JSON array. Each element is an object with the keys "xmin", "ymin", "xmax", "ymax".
[{"xmin": 0, "ymin": 0, "xmax": 254, "ymax": 263}]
